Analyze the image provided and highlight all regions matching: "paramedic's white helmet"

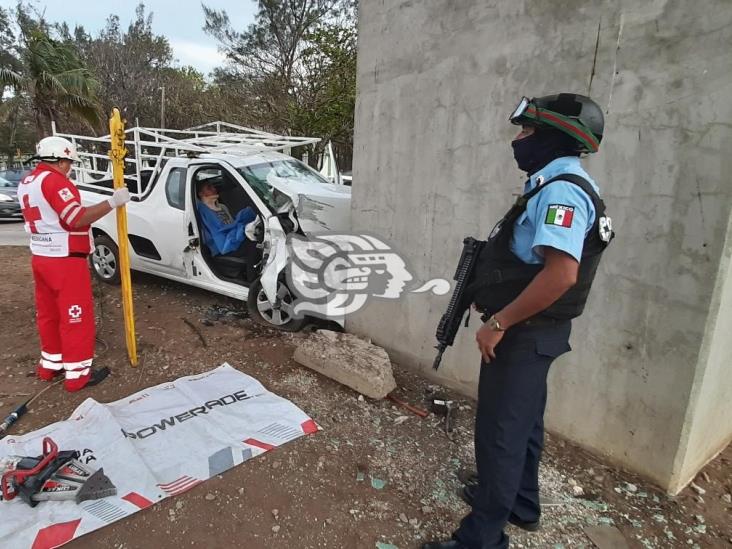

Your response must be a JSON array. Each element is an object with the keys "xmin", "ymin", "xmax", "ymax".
[{"xmin": 36, "ymin": 136, "xmax": 80, "ymax": 162}]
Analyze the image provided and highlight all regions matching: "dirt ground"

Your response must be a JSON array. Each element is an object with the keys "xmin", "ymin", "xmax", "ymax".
[{"xmin": 0, "ymin": 246, "xmax": 730, "ymax": 549}]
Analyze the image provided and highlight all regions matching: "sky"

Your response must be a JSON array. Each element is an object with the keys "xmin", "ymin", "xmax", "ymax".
[{"xmin": 0, "ymin": 0, "xmax": 258, "ymax": 75}]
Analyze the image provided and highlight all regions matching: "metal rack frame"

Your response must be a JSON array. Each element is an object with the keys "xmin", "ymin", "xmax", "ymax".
[{"xmin": 52, "ymin": 121, "xmax": 321, "ymax": 197}]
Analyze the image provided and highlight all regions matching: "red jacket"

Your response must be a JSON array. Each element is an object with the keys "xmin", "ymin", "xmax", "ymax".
[{"xmin": 17, "ymin": 163, "xmax": 92, "ymax": 256}]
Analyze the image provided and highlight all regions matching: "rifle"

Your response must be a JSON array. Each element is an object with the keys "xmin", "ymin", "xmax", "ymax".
[{"xmin": 433, "ymin": 237, "xmax": 485, "ymax": 370}]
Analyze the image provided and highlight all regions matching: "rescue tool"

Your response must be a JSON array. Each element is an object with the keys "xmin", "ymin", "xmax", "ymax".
[
  {"xmin": 0, "ymin": 437, "xmax": 116, "ymax": 507},
  {"xmin": 0, "ymin": 380, "xmax": 63, "ymax": 440}
]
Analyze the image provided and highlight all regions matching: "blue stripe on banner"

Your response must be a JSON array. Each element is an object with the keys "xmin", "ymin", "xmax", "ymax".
[{"xmin": 208, "ymin": 447, "xmax": 235, "ymax": 477}]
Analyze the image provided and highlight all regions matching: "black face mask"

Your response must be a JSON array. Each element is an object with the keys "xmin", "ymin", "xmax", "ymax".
[{"xmin": 511, "ymin": 128, "xmax": 580, "ymax": 175}]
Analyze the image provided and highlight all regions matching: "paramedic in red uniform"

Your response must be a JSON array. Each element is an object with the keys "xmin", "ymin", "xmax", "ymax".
[{"xmin": 18, "ymin": 136, "xmax": 131, "ymax": 392}]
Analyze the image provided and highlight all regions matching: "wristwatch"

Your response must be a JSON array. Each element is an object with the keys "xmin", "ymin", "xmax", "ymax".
[{"xmin": 487, "ymin": 314, "xmax": 505, "ymax": 332}]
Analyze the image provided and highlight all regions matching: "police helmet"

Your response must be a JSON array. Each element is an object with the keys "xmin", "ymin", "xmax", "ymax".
[{"xmin": 510, "ymin": 93, "xmax": 604, "ymax": 153}]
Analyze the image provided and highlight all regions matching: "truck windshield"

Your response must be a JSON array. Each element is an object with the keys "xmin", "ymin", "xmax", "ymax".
[{"xmin": 237, "ymin": 159, "xmax": 329, "ymax": 209}]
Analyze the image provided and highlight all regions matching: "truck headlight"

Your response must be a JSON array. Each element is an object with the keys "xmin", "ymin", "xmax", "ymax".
[{"xmin": 0, "ymin": 194, "xmax": 12, "ymax": 202}]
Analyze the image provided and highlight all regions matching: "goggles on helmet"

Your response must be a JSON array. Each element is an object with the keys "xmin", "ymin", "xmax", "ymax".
[{"xmin": 509, "ymin": 97, "xmax": 532, "ymax": 123}]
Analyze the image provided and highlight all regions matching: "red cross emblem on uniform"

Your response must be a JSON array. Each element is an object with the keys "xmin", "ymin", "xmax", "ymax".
[
  {"xmin": 21, "ymin": 195, "xmax": 42, "ymax": 233},
  {"xmin": 64, "ymin": 147, "xmax": 71, "ymax": 155}
]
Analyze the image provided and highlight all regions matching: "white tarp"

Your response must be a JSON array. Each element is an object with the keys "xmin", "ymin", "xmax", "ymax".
[{"xmin": 0, "ymin": 364, "xmax": 318, "ymax": 549}]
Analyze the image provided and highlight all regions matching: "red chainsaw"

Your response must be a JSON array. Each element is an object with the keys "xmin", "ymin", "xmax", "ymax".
[{"xmin": 1, "ymin": 437, "xmax": 116, "ymax": 507}]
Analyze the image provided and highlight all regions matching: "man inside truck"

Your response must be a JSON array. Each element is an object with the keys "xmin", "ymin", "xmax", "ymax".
[{"xmin": 196, "ymin": 180, "xmax": 258, "ymax": 257}]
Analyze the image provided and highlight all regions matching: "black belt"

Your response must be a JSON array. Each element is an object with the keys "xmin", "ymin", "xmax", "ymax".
[
  {"xmin": 68, "ymin": 253, "xmax": 89, "ymax": 258},
  {"xmin": 518, "ymin": 316, "xmax": 563, "ymax": 327},
  {"xmin": 480, "ymin": 313, "xmax": 564, "ymax": 328}
]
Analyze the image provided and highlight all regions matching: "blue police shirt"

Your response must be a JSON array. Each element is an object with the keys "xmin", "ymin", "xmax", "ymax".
[{"xmin": 510, "ymin": 156, "xmax": 599, "ymax": 264}]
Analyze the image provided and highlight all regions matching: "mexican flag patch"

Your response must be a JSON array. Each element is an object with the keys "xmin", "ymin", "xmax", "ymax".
[{"xmin": 545, "ymin": 204, "xmax": 574, "ymax": 228}]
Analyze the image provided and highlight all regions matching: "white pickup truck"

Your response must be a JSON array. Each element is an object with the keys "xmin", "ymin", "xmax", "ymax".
[{"xmin": 60, "ymin": 123, "xmax": 351, "ymax": 331}]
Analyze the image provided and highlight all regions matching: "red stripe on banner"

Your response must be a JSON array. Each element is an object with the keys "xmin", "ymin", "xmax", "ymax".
[
  {"xmin": 122, "ymin": 492, "xmax": 154, "ymax": 509},
  {"xmin": 301, "ymin": 419, "xmax": 318, "ymax": 434},
  {"xmin": 168, "ymin": 479, "xmax": 202, "ymax": 495},
  {"xmin": 157, "ymin": 476, "xmax": 194, "ymax": 490},
  {"xmin": 31, "ymin": 519, "xmax": 82, "ymax": 549},
  {"xmin": 244, "ymin": 438, "xmax": 276, "ymax": 452}
]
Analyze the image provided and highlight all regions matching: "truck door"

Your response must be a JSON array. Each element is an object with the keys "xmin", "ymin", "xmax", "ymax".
[
  {"xmin": 157, "ymin": 166, "xmax": 192, "ymax": 278},
  {"xmin": 123, "ymin": 165, "xmax": 190, "ymax": 279},
  {"xmin": 182, "ymin": 162, "xmax": 222, "ymax": 282}
]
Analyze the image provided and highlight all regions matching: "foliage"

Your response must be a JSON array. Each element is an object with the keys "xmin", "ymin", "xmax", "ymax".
[
  {"xmin": 0, "ymin": 3, "xmax": 101, "ymax": 143},
  {"xmin": 68, "ymin": 4, "xmax": 174, "ymax": 127},
  {"xmin": 0, "ymin": 1, "xmax": 358, "ymax": 171},
  {"xmin": 204, "ymin": 0, "xmax": 357, "ymax": 168}
]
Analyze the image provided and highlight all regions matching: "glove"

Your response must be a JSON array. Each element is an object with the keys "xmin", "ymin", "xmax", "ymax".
[{"xmin": 107, "ymin": 187, "xmax": 131, "ymax": 209}]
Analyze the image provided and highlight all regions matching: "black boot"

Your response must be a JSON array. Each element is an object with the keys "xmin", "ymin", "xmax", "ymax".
[
  {"xmin": 86, "ymin": 367, "xmax": 111, "ymax": 387},
  {"xmin": 457, "ymin": 468, "xmax": 479, "ymax": 487},
  {"xmin": 422, "ymin": 541, "xmax": 468, "ymax": 549},
  {"xmin": 460, "ymin": 484, "xmax": 541, "ymax": 532}
]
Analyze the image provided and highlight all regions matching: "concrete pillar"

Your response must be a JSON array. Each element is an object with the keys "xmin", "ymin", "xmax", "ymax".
[{"xmin": 348, "ymin": 0, "xmax": 732, "ymax": 492}]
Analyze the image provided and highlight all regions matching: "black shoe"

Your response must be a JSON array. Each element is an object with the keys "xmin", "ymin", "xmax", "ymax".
[
  {"xmin": 457, "ymin": 468, "xmax": 479, "ymax": 487},
  {"xmin": 460, "ymin": 485, "xmax": 541, "ymax": 532},
  {"xmin": 422, "ymin": 541, "xmax": 468, "ymax": 549},
  {"xmin": 86, "ymin": 367, "xmax": 111, "ymax": 387},
  {"xmin": 507, "ymin": 514, "xmax": 541, "ymax": 533}
]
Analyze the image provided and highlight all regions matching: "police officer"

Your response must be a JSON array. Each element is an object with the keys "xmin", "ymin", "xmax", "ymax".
[
  {"xmin": 18, "ymin": 136, "xmax": 130, "ymax": 392},
  {"xmin": 423, "ymin": 93, "xmax": 613, "ymax": 549}
]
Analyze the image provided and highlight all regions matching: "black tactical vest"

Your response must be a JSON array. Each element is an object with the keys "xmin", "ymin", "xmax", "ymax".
[{"xmin": 470, "ymin": 173, "xmax": 613, "ymax": 320}]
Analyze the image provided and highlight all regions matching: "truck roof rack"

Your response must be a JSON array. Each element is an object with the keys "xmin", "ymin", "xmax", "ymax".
[{"xmin": 53, "ymin": 121, "xmax": 321, "ymax": 198}]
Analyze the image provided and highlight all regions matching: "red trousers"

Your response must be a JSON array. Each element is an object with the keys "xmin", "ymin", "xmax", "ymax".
[{"xmin": 32, "ymin": 255, "xmax": 94, "ymax": 391}]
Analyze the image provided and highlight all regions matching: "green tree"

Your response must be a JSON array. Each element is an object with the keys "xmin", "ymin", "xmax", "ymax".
[
  {"xmin": 0, "ymin": 6, "xmax": 101, "ymax": 137},
  {"xmin": 72, "ymin": 4, "xmax": 174, "ymax": 127},
  {"xmin": 290, "ymin": 22, "xmax": 356, "ymax": 169},
  {"xmin": 0, "ymin": 6, "xmax": 18, "ymax": 72},
  {"xmin": 203, "ymin": 0, "xmax": 357, "ymax": 168}
]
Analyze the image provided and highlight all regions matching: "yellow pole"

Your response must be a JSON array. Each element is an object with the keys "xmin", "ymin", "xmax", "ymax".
[{"xmin": 108, "ymin": 108, "xmax": 138, "ymax": 366}]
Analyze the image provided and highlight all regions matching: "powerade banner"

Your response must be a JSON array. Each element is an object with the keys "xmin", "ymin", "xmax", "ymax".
[{"xmin": 0, "ymin": 364, "xmax": 318, "ymax": 549}]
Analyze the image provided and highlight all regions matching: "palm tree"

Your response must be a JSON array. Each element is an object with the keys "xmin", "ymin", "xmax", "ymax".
[{"xmin": 0, "ymin": 25, "xmax": 101, "ymax": 137}]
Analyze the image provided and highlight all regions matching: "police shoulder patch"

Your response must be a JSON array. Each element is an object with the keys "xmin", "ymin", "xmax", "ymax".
[
  {"xmin": 545, "ymin": 204, "xmax": 575, "ymax": 228},
  {"xmin": 58, "ymin": 188, "xmax": 74, "ymax": 202}
]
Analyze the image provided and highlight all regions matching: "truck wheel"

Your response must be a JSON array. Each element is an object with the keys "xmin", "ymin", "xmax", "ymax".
[
  {"xmin": 247, "ymin": 278, "xmax": 306, "ymax": 332},
  {"xmin": 90, "ymin": 235, "xmax": 121, "ymax": 285}
]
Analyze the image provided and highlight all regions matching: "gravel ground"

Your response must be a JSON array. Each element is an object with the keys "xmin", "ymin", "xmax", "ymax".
[{"xmin": 0, "ymin": 246, "xmax": 729, "ymax": 548}]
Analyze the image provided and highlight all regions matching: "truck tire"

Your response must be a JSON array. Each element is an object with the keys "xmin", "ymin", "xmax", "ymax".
[
  {"xmin": 90, "ymin": 235, "xmax": 121, "ymax": 285},
  {"xmin": 247, "ymin": 278, "xmax": 306, "ymax": 332}
]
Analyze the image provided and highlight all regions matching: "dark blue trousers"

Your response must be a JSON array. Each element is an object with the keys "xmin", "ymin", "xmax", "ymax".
[{"xmin": 454, "ymin": 321, "xmax": 572, "ymax": 549}]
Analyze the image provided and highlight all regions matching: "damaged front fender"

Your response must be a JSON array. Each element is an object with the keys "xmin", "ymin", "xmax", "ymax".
[{"xmin": 260, "ymin": 215, "xmax": 289, "ymax": 305}]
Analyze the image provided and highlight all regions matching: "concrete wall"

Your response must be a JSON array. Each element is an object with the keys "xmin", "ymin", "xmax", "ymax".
[
  {"xmin": 349, "ymin": 0, "xmax": 732, "ymax": 491},
  {"xmin": 671, "ymin": 210, "xmax": 732, "ymax": 492}
]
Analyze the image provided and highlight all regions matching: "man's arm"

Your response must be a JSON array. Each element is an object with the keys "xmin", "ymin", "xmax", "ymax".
[
  {"xmin": 68, "ymin": 189, "xmax": 131, "ymax": 228},
  {"xmin": 43, "ymin": 172, "xmax": 131, "ymax": 230},
  {"xmin": 495, "ymin": 247, "xmax": 578, "ymax": 328},
  {"xmin": 70, "ymin": 200, "xmax": 112, "ymax": 228}
]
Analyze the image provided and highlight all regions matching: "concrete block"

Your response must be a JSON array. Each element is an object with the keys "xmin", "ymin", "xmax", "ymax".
[{"xmin": 293, "ymin": 330, "xmax": 397, "ymax": 399}]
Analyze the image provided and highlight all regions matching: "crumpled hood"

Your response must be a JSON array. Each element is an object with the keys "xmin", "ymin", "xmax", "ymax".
[{"xmin": 266, "ymin": 174, "xmax": 351, "ymax": 233}]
